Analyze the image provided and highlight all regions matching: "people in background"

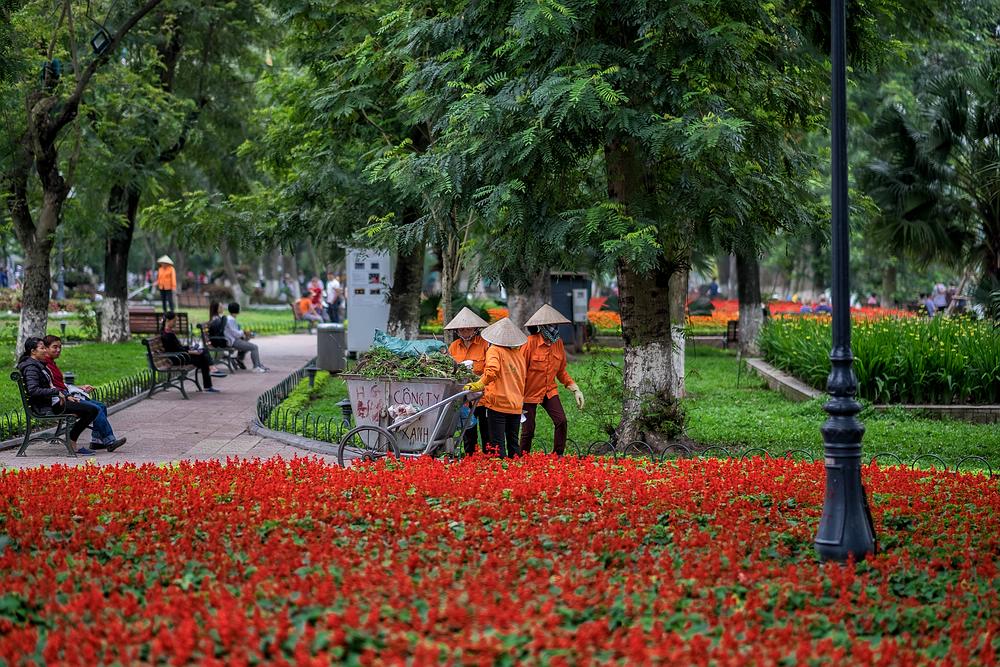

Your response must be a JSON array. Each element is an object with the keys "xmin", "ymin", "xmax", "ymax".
[
  {"xmin": 307, "ymin": 276, "xmax": 325, "ymax": 310},
  {"xmin": 161, "ymin": 312, "xmax": 220, "ymax": 392},
  {"xmin": 814, "ymin": 295, "xmax": 832, "ymax": 314},
  {"xmin": 296, "ymin": 294, "xmax": 324, "ymax": 330},
  {"xmin": 519, "ymin": 304, "xmax": 584, "ymax": 457},
  {"xmin": 156, "ymin": 255, "xmax": 176, "ymax": 312},
  {"xmin": 42, "ymin": 335, "xmax": 127, "ymax": 453},
  {"xmin": 325, "ymin": 271, "xmax": 343, "ymax": 323},
  {"xmin": 464, "ymin": 317, "xmax": 527, "ymax": 458},
  {"xmin": 224, "ymin": 302, "xmax": 268, "ymax": 372},
  {"xmin": 932, "ymin": 283, "xmax": 948, "ymax": 311},
  {"xmin": 921, "ymin": 293, "xmax": 937, "ymax": 316},
  {"xmin": 708, "ymin": 277, "xmax": 720, "ymax": 297},
  {"xmin": 866, "ymin": 293, "xmax": 879, "ymax": 307},
  {"xmin": 17, "ymin": 337, "xmax": 101, "ymax": 456},
  {"xmin": 445, "ymin": 307, "xmax": 490, "ymax": 455}
]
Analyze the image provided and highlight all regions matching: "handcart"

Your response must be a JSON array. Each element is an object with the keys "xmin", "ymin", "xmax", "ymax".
[{"xmin": 337, "ymin": 374, "xmax": 481, "ymax": 467}]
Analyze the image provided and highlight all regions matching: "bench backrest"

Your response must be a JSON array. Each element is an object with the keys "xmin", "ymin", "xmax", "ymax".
[
  {"xmin": 141, "ymin": 337, "xmax": 176, "ymax": 371},
  {"xmin": 290, "ymin": 303, "xmax": 303, "ymax": 321},
  {"xmin": 9, "ymin": 370, "xmax": 35, "ymax": 416},
  {"xmin": 129, "ymin": 311, "xmax": 190, "ymax": 339}
]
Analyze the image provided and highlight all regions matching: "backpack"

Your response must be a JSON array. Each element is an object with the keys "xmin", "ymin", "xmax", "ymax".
[{"xmin": 208, "ymin": 315, "xmax": 226, "ymax": 339}]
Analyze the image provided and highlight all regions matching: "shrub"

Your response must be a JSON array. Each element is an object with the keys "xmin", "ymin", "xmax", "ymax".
[{"xmin": 760, "ymin": 316, "xmax": 1000, "ymax": 404}]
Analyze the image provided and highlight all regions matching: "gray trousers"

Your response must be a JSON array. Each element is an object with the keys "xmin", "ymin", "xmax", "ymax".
[{"xmin": 230, "ymin": 339, "xmax": 261, "ymax": 368}]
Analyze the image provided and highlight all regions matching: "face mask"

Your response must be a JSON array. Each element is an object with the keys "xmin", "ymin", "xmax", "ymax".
[
  {"xmin": 541, "ymin": 324, "xmax": 560, "ymax": 343},
  {"xmin": 459, "ymin": 330, "xmax": 476, "ymax": 342}
]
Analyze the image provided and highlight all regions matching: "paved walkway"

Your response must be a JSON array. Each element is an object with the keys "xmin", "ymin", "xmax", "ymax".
[{"xmin": 0, "ymin": 334, "xmax": 336, "ymax": 469}]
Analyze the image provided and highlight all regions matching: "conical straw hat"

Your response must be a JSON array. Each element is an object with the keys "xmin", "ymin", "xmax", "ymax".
[
  {"xmin": 157, "ymin": 255, "xmax": 174, "ymax": 266},
  {"xmin": 524, "ymin": 303, "xmax": 570, "ymax": 327},
  {"xmin": 443, "ymin": 306, "xmax": 489, "ymax": 330},
  {"xmin": 480, "ymin": 317, "xmax": 528, "ymax": 347}
]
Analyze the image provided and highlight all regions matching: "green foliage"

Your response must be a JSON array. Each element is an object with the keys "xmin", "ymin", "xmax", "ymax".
[{"xmin": 760, "ymin": 316, "xmax": 1000, "ymax": 404}]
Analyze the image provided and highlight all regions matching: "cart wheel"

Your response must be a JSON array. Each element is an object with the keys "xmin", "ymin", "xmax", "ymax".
[{"xmin": 337, "ymin": 426, "xmax": 399, "ymax": 468}]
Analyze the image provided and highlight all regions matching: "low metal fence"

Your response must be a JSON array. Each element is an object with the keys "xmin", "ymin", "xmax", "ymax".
[
  {"xmin": 254, "ymin": 358, "xmax": 348, "ymax": 444},
  {"xmin": 0, "ymin": 368, "xmax": 153, "ymax": 442}
]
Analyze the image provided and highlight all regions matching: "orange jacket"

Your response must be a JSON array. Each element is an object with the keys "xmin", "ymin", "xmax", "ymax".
[
  {"xmin": 522, "ymin": 333, "xmax": 574, "ymax": 403},
  {"xmin": 448, "ymin": 335, "xmax": 488, "ymax": 375},
  {"xmin": 156, "ymin": 265, "xmax": 176, "ymax": 290},
  {"xmin": 296, "ymin": 297, "xmax": 313, "ymax": 316},
  {"xmin": 480, "ymin": 344, "xmax": 526, "ymax": 415}
]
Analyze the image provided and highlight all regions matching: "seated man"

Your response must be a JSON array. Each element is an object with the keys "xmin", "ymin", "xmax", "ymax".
[
  {"xmin": 296, "ymin": 295, "xmax": 323, "ymax": 331},
  {"xmin": 42, "ymin": 335, "xmax": 127, "ymax": 453},
  {"xmin": 224, "ymin": 302, "xmax": 269, "ymax": 373},
  {"xmin": 161, "ymin": 312, "xmax": 220, "ymax": 392}
]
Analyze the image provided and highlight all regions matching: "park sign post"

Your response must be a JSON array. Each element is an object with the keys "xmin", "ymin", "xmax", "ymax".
[{"xmin": 814, "ymin": 0, "xmax": 877, "ymax": 562}]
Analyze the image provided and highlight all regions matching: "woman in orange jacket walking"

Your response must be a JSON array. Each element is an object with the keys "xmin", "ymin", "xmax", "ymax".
[
  {"xmin": 463, "ymin": 317, "xmax": 526, "ymax": 458},
  {"xmin": 156, "ymin": 255, "xmax": 177, "ymax": 312},
  {"xmin": 520, "ymin": 304, "xmax": 584, "ymax": 456},
  {"xmin": 445, "ymin": 307, "xmax": 490, "ymax": 454}
]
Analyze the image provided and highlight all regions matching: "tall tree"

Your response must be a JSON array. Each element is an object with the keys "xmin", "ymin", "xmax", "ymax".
[{"xmin": 1, "ymin": 0, "xmax": 165, "ymax": 350}]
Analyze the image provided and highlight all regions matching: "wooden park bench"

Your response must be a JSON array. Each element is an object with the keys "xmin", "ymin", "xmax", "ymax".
[
  {"xmin": 128, "ymin": 310, "xmax": 191, "ymax": 342},
  {"xmin": 9, "ymin": 370, "xmax": 79, "ymax": 457},
  {"xmin": 141, "ymin": 337, "xmax": 202, "ymax": 400},
  {"xmin": 176, "ymin": 292, "xmax": 212, "ymax": 309},
  {"xmin": 197, "ymin": 322, "xmax": 239, "ymax": 372},
  {"xmin": 723, "ymin": 320, "xmax": 739, "ymax": 350},
  {"xmin": 290, "ymin": 302, "xmax": 309, "ymax": 333}
]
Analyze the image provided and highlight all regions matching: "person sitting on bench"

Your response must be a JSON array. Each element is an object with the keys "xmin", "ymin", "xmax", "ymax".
[
  {"xmin": 16, "ymin": 337, "xmax": 107, "ymax": 457},
  {"xmin": 224, "ymin": 302, "xmax": 269, "ymax": 373},
  {"xmin": 42, "ymin": 335, "xmax": 127, "ymax": 452},
  {"xmin": 161, "ymin": 312, "xmax": 220, "ymax": 392}
]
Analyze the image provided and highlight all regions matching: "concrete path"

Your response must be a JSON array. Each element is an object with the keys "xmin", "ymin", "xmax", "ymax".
[{"xmin": 0, "ymin": 334, "xmax": 336, "ymax": 469}]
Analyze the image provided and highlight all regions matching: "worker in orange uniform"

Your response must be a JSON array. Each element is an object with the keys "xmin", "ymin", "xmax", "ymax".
[
  {"xmin": 445, "ymin": 307, "xmax": 490, "ymax": 455},
  {"xmin": 463, "ymin": 317, "xmax": 526, "ymax": 458},
  {"xmin": 156, "ymin": 255, "xmax": 176, "ymax": 312},
  {"xmin": 520, "ymin": 304, "xmax": 584, "ymax": 456}
]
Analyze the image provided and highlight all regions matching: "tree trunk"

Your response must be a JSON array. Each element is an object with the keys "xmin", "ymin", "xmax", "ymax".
[
  {"xmin": 284, "ymin": 252, "xmax": 300, "ymax": 299},
  {"xmin": 305, "ymin": 239, "xmax": 324, "ymax": 279},
  {"xmin": 668, "ymin": 268, "xmax": 687, "ymax": 398},
  {"xmin": 18, "ymin": 234, "xmax": 55, "ymax": 350},
  {"xmin": 221, "ymin": 242, "xmax": 247, "ymax": 307},
  {"xmin": 101, "ymin": 183, "xmax": 140, "ymax": 342},
  {"xmin": 508, "ymin": 268, "xmax": 551, "ymax": 332},
  {"xmin": 439, "ymin": 238, "xmax": 461, "ymax": 343},
  {"xmin": 881, "ymin": 262, "xmax": 897, "ymax": 308},
  {"xmin": 605, "ymin": 136, "xmax": 683, "ymax": 442},
  {"xmin": 736, "ymin": 251, "xmax": 764, "ymax": 356},
  {"xmin": 387, "ymin": 239, "xmax": 424, "ymax": 339},
  {"xmin": 715, "ymin": 253, "xmax": 731, "ymax": 294}
]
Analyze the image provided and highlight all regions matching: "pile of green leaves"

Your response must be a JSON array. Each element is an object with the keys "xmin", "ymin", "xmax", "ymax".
[
  {"xmin": 760, "ymin": 316, "xmax": 1000, "ymax": 404},
  {"xmin": 354, "ymin": 347, "xmax": 475, "ymax": 382}
]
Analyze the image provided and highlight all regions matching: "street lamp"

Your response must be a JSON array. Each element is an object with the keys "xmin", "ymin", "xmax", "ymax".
[{"xmin": 814, "ymin": 0, "xmax": 877, "ymax": 562}]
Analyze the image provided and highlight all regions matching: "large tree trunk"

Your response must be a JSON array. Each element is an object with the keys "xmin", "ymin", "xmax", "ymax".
[
  {"xmin": 736, "ymin": 251, "xmax": 764, "ymax": 356},
  {"xmin": 508, "ymin": 268, "xmax": 551, "ymax": 332},
  {"xmin": 387, "ymin": 238, "xmax": 424, "ymax": 339},
  {"xmin": 669, "ymin": 268, "xmax": 687, "ymax": 398},
  {"xmin": 18, "ymin": 232, "xmax": 56, "ymax": 349},
  {"xmin": 605, "ymin": 136, "xmax": 683, "ymax": 442},
  {"xmin": 881, "ymin": 262, "xmax": 897, "ymax": 308},
  {"xmin": 101, "ymin": 183, "xmax": 140, "ymax": 342},
  {"xmin": 221, "ymin": 242, "xmax": 247, "ymax": 307}
]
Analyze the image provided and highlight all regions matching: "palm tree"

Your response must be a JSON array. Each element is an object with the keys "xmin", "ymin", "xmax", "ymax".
[{"xmin": 860, "ymin": 50, "xmax": 1000, "ymax": 287}]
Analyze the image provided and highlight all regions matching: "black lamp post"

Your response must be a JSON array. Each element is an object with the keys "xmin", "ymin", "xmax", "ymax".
[{"xmin": 814, "ymin": 0, "xmax": 877, "ymax": 562}]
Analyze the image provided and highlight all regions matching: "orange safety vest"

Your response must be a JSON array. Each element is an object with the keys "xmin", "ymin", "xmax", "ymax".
[
  {"xmin": 156, "ymin": 265, "xmax": 176, "ymax": 290},
  {"xmin": 480, "ymin": 344, "xmax": 526, "ymax": 415},
  {"xmin": 448, "ymin": 335, "xmax": 488, "ymax": 376},
  {"xmin": 522, "ymin": 333, "xmax": 574, "ymax": 404}
]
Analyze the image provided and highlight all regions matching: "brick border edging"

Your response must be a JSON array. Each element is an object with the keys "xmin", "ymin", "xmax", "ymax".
[
  {"xmin": 0, "ymin": 391, "xmax": 148, "ymax": 452},
  {"xmin": 745, "ymin": 358, "xmax": 1000, "ymax": 424}
]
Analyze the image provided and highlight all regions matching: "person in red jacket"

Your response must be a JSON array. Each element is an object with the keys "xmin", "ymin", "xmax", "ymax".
[
  {"xmin": 463, "ymin": 317, "xmax": 526, "ymax": 458},
  {"xmin": 445, "ymin": 307, "xmax": 490, "ymax": 455},
  {"xmin": 519, "ymin": 304, "xmax": 584, "ymax": 456}
]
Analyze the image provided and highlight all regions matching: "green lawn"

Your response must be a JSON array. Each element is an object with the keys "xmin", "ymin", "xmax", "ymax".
[
  {"xmin": 0, "ymin": 341, "xmax": 149, "ymax": 415},
  {"xmin": 285, "ymin": 347, "xmax": 1000, "ymax": 469}
]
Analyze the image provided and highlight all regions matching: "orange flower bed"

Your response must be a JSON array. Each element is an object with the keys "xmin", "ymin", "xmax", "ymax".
[
  {"xmin": 487, "ymin": 307, "xmax": 508, "ymax": 322},
  {"xmin": 588, "ymin": 310, "xmax": 621, "ymax": 330}
]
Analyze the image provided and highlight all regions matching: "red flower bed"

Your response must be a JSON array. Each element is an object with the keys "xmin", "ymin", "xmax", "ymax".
[{"xmin": 1, "ymin": 458, "xmax": 997, "ymax": 664}]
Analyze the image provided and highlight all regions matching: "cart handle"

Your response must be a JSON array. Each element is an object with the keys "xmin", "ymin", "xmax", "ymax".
[{"xmin": 388, "ymin": 389, "xmax": 482, "ymax": 431}]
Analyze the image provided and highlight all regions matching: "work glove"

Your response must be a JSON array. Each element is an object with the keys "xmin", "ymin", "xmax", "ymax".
[
  {"xmin": 464, "ymin": 379, "xmax": 485, "ymax": 392},
  {"xmin": 568, "ymin": 384, "xmax": 585, "ymax": 410}
]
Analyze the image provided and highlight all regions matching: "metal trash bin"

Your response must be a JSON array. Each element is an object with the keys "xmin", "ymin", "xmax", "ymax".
[{"xmin": 317, "ymin": 323, "xmax": 346, "ymax": 372}]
